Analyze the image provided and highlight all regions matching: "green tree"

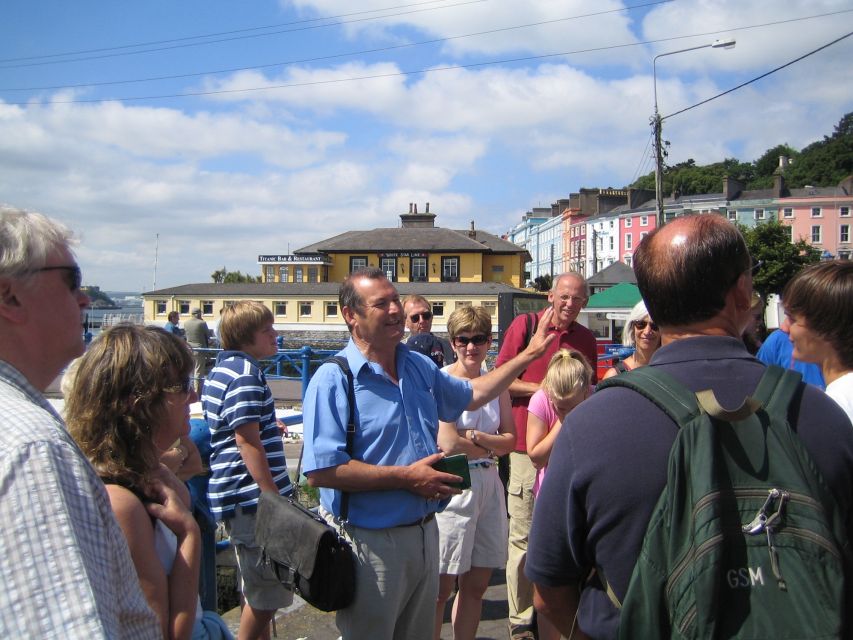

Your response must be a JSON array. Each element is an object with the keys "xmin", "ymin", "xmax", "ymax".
[
  {"xmin": 210, "ymin": 267, "xmax": 260, "ymax": 283},
  {"xmin": 739, "ymin": 221, "xmax": 820, "ymax": 300}
]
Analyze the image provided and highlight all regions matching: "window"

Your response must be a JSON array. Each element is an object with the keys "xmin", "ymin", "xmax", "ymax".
[
  {"xmin": 841, "ymin": 225, "xmax": 850, "ymax": 244},
  {"xmin": 410, "ymin": 257, "xmax": 427, "ymax": 282},
  {"xmin": 432, "ymin": 302, "xmax": 445, "ymax": 317},
  {"xmin": 609, "ymin": 236, "xmax": 614, "ymax": 250},
  {"xmin": 482, "ymin": 301, "xmax": 497, "ymax": 317},
  {"xmin": 783, "ymin": 208, "xmax": 793, "ymax": 219},
  {"xmin": 279, "ymin": 266, "xmax": 289, "ymax": 282},
  {"xmin": 609, "ymin": 221, "xmax": 614, "ymax": 229},
  {"xmin": 491, "ymin": 264, "xmax": 504, "ymax": 272},
  {"xmin": 202, "ymin": 301, "xmax": 214, "ymax": 315},
  {"xmin": 625, "ymin": 217, "xmax": 632, "ymax": 228},
  {"xmin": 727, "ymin": 210, "xmax": 737, "ymax": 221},
  {"xmin": 308, "ymin": 266, "xmax": 318, "ymax": 283},
  {"xmin": 754, "ymin": 209, "xmax": 765, "ymax": 220},
  {"xmin": 455, "ymin": 301, "xmax": 472, "ymax": 310},
  {"xmin": 812, "ymin": 225, "xmax": 822, "ymax": 243},
  {"xmin": 274, "ymin": 301, "xmax": 287, "ymax": 316},
  {"xmin": 179, "ymin": 300, "xmax": 190, "ymax": 314},
  {"xmin": 380, "ymin": 257, "xmax": 397, "ymax": 281},
  {"xmin": 295, "ymin": 266, "xmax": 303, "ymax": 283},
  {"xmin": 264, "ymin": 265, "xmax": 275, "ymax": 282},
  {"xmin": 349, "ymin": 256, "xmax": 368, "ymax": 273},
  {"xmin": 625, "ymin": 256, "xmax": 632, "ymax": 267},
  {"xmin": 299, "ymin": 302, "xmax": 312, "ymax": 317},
  {"xmin": 783, "ymin": 226, "xmax": 793, "ymax": 242},
  {"xmin": 156, "ymin": 300, "xmax": 167, "ymax": 315},
  {"xmin": 625, "ymin": 233, "xmax": 633, "ymax": 250},
  {"xmin": 811, "ymin": 207, "xmax": 822, "ymax": 218},
  {"xmin": 441, "ymin": 256, "xmax": 459, "ymax": 282},
  {"xmin": 640, "ymin": 216, "xmax": 649, "ymax": 226},
  {"xmin": 841, "ymin": 206, "xmax": 851, "ymax": 217},
  {"xmin": 325, "ymin": 302, "xmax": 338, "ymax": 317},
  {"xmin": 640, "ymin": 231, "xmax": 649, "ymax": 240}
]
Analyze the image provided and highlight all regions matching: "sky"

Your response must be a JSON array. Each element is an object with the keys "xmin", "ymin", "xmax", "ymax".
[{"xmin": 2, "ymin": 0, "xmax": 852, "ymax": 291}]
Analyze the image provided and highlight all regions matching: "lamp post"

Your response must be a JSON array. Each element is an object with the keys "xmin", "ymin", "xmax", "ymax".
[{"xmin": 653, "ymin": 38, "xmax": 735, "ymax": 227}]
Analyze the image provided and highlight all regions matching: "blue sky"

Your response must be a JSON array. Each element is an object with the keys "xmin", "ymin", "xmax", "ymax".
[{"xmin": 2, "ymin": 0, "xmax": 852, "ymax": 290}]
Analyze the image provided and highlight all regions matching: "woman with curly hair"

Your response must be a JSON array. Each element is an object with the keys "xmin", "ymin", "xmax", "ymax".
[{"xmin": 66, "ymin": 323, "xmax": 231, "ymax": 640}]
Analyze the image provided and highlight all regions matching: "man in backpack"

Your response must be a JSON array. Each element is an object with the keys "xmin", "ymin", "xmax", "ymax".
[{"xmin": 526, "ymin": 214, "xmax": 853, "ymax": 638}]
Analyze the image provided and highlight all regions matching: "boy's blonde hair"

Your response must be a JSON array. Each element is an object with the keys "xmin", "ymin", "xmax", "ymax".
[
  {"xmin": 219, "ymin": 300, "xmax": 274, "ymax": 350},
  {"xmin": 542, "ymin": 349, "xmax": 593, "ymax": 402}
]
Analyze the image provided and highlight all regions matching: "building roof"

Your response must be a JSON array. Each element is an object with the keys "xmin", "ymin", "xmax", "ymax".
[
  {"xmin": 587, "ymin": 261, "xmax": 636, "ymax": 286},
  {"xmin": 585, "ymin": 282, "xmax": 641, "ymax": 309},
  {"xmin": 296, "ymin": 227, "xmax": 526, "ymax": 256},
  {"xmin": 144, "ymin": 281, "xmax": 530, "ymax": 298}
]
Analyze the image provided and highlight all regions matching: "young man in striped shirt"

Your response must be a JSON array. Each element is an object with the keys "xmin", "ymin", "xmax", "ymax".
[{"xmin": 202, "ymin": 301, "xmax": 292, "ymax": 640}]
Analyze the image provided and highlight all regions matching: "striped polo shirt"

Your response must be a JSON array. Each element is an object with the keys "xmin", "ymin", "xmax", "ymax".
[{"xmin": 202, "ymin": 350, "xmax": 291, "ymax": 520}]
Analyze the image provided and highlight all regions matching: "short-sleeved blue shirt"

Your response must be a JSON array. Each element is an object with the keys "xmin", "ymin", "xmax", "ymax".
[
  {"xmin": 302, "ymin": 339, "xmax": 473, "ymax": 529},
  {"xmin": 202, "ymin": 350, "xmax": 291, "ymax": 520}
]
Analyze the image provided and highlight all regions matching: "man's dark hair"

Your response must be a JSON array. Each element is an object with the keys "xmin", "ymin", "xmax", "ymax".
[
  {"xmin": 634, "ymin": 214, "xmax": 750, "ymax": 327},
  {"xmin": 783, "ymin": 260, "xmax": 853, "ymax": 370},
  {"xmin": 339, "ymin": 267, "xmax": 387, "ymax": 332}
]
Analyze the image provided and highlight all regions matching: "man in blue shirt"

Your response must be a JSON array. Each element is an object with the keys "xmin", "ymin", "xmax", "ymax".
[
  {"xmin": 302, "ymin": 267, "xmax": 555, "ymax": 640},
  {"xmin": 203, "ymin": 301, "xmax": 291, "ymax": 640},
  {"xmin": 757, "ymin": 327, "xmax": 825, "ymax": 389}
]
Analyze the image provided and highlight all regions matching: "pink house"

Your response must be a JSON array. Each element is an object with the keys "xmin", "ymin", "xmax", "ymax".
[{"xmin": 776, "ymin": 178, "xmax": 853, "ymax": 259}]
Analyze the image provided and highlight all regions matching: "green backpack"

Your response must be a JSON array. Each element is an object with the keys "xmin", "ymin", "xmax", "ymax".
[{"xmin": 597, "ymin": 365, "xmax": 850, "ymax": 639}]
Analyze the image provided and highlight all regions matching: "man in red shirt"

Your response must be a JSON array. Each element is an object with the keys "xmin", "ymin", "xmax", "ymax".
[{"xmin": 495, "ymin": 272, "xmax": 597, "ymax": 639}]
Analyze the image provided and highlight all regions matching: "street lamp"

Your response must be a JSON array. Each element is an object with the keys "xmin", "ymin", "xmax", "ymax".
[{"xmin": 652, "ymin": 38, "xmax": 736, "ymax": 227}]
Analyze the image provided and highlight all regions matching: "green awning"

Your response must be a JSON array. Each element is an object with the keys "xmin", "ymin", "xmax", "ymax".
[{"xmin": 586, "ymin": 282, "xmax": 642, "ymax": 309}]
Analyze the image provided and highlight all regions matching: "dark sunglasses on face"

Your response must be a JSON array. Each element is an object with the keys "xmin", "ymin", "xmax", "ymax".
[
  {"xmin": 36, "ymin": 265, "xmax": 83, "ymax": 292},
  {"xmin": 634, "ymin": 320, "xmax": 659, "ymax": 332},
  {"xmin": 453, "ymin": 334, "xmax": 489, "ymax": 347},
  {"xmin": 410, "ymin": 311, "xmax": 433, "ymax": 323}
]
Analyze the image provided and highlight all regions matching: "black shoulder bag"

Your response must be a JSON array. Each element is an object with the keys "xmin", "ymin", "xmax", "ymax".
[{"xmin": 255, "ymin": 356, "xmax": 357, "ymax": 612}]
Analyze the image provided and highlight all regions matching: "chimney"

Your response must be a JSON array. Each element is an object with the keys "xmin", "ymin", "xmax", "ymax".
[
  {"xmin": 723, "ymin": 175, "xmax": 743, "ymax": 201},
  {"xmin": 409, "ymin": 202, "xmax": 413, "ymax": 214},
  {"xmin": 414, "ymin": 203, "xmax": 418, "ymax": 214},
  {"xmin": 773, "ymin": 172, "xmax": 787, "ymax": 198},
  {"xmin": 468, "ymin": 220, "xmax": 476, "ymax": 238},
  {"xmin": 425, "ymin": 202, "xmax": 430, "ymax": 214},
  {"xmin": 779, "ymin": 155, "xmax": 789, "ymax": 170}
]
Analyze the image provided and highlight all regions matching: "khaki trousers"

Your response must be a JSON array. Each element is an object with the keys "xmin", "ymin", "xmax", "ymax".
[{"xmin": 506, "ymin": 451, "xmax": 536, "ymax": 628}]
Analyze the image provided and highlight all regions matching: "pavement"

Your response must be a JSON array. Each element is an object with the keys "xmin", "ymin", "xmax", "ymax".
[{"xmin": 220, "ymin": 567, "xmax": 513, "ymax": 640}]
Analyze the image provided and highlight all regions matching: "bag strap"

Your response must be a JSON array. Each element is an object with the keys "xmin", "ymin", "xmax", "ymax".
[
  {"xmin": 596, "ymin": 365, "xmax": 702, "ymax": 428},
  {"xmin": 326, "ymin": 356, "xmax": 356, "ymax": 522},
  {"xmin": 750, "ymin": 364, "xmax": 802, "ymax": 423}
]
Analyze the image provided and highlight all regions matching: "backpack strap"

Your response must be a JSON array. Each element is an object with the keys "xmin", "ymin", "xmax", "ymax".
[
  {"xmin": 749, "ymin": 365, "xmax": 802, "ymax": 423},
  {"xmin": 325, "ymin": 356, "xmax": 357, "ymax": 523},
  {"xmin": 596, "ymin": 365, "xmax": 703, "ymax": 428},
  {"xmin": 522, "ymin": 311, "xmax": 539, "ymax": 350}
]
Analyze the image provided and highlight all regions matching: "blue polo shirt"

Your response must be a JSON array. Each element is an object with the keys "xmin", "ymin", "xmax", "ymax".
[
  {"xmin": 302, "ymin": 339, "xmax": 473, "ymax": 529},
  {"xmin": 202, "ymin": 350, "xmax": 291, "ymax": 520}
]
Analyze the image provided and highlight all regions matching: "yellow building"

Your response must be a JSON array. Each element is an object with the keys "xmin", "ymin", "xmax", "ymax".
[{"xmin": 143, "ymin": 205, "xmax": 536, "ymax": 338}]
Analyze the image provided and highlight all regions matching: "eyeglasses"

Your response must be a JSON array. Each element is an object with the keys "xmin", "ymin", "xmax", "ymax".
[
  {"xmin": 634, "ymin": 320, "xmax": 659, "ymax": 332},
  {"xmin": 163, "ymin": 379, "xmax": 193, "ymax": 395},
  {"xmin": 453, "ymin": 334, "xmax": 489, "ymax": 347},
  {"xmin": 410, "ymin": 311, "xmax": 433, "ymax": 323},
  {"xmin": 35, "ymin": 265, "xmax": 82, "ymax": 292}
]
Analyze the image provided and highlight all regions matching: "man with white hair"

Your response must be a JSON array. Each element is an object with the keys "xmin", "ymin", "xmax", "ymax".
[{"xmin": 0, "ymin": 206, "xmax": 160, "ymax": 637}]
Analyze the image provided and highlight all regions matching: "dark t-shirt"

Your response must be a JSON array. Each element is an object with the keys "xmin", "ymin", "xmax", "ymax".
[{"xmin": 526, "ymin": 336, "xmax": 853, "ymax": 639}]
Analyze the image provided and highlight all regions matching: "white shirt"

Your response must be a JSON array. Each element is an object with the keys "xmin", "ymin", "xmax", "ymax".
[
  {"xmin": 826, "ymin": 372, "xmax": 853, "ymax": 426},
  {"xmin": 0, "ymin": 361, "xmax": 160, "ymax": 639}
]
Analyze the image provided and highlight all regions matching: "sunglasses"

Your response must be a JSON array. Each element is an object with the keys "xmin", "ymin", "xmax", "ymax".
[
  {"xmin": 163, "ymin": 379, "xmax": 193, "ymax": 395},
  {"xmin": 36, "ymin": 265, "xmax": 83, "ymax": 292},
  {"xmin": 410, "ymin": 311, "xmax": 433, "ymax": 323},
  {"xmin": 634, "ymin": 320, "xmax": 659, "ymax": 332},
  {"xmin": 453, "ymin": 334, "xmax": 489, "ymax": 347}
]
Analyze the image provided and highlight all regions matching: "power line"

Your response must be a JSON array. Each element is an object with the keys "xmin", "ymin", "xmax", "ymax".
[
  {"xmin": 7, "ymin": 10, "xmax": 851, "ymax": 105},
  {"xmin": 663, "ymin": 30, "xmax": 853, "ymax": 120},
  {"xmin": 0, "ymin": 0, "xmax": 495, "ymax": 70},
  {"xmin": 1, "ymin": 0, "xmax": 676, "ymax": 91},
  {"xmin": 630, "ymin": 132, "xmax": 655, "ymax": 185},
  {"xmin": 0, "ymin": 0, "xmax": 479, "ymax": 65}
]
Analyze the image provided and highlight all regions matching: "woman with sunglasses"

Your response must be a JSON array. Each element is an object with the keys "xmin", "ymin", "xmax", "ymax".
[
  {"xmin": 66, "ymin": 324, "xmax": 232, "ymax": 640},
  {"xmin": 602, "ymin": 300, "xmax": 661, "ymax": 380},
  {"xmin": 432, "ymin": 306, "xmax": 515, "ymax": 640}
]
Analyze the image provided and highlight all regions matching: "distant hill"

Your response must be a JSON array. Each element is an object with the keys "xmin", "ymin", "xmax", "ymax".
[{"xmin": 630, "ymin": 111, "xmax": 853, "ymax": 196}]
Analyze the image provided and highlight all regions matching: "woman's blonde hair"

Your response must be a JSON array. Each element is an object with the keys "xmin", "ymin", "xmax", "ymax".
[
  {"xmin": 65, "ymin": 323, "xmax": 194, "ymax": 489},
  {"xmin": 219, "ymin": 300, "xmax": 274, "ymax": 350},
  {"xmin": 542, "ymin": 349, "xmax": 593, "ymax": 402},
  {"xmin": 447, "ymin": 305, "xmax": 492, "ymax": 340}
]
